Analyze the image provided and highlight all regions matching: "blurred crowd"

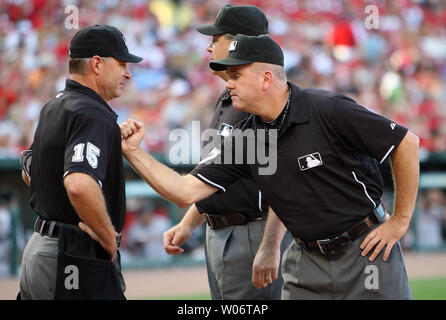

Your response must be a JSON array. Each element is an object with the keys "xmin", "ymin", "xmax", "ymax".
[
  {"xmin": 414, "ymin": 188, "xmax": 446, "ymax": 249},
  {"xmin": 0, "ymin": 0, "xmax": 445, "ymax": 160}
]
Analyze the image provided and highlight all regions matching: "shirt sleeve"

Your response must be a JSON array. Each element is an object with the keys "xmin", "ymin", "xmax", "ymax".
[
  {"xmin": 63, "ymin": 108, "xmax": 114, "ymax": 186},
  {"xmin": 328, "ymin": 95, "xmax": 408, "ymax": 164},
  {"xmin": 190, "ymin": 129, "xmax": 250, "ymax": 193}
]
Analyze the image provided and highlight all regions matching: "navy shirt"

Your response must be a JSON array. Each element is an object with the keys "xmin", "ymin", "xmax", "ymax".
[
  {"xmin": 30, "ymin": 79, "xmax": 126, "ymax": 232},
  {"xmin": 192, "ymin": 83, "xmax": 408, "ymax": 240},
  {"xmin": 195, "ymin": 89, "xmax": 268, "ymax": 215}
]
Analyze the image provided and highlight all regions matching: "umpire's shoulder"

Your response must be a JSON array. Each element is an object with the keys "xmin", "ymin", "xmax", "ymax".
[
  {"xmin": 300, "ymin": 87, "xmax": 357, "ymax": 113},
  {"xmin": 60, "ymin": 90, "xmax": 115, "ymax": 121}
]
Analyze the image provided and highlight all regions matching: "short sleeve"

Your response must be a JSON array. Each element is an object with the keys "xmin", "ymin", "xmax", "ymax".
[
  {"xmin": 191, "ymin": 129, "xmax": 250, "ymax": 193},
  {"xmin": 328, "ymin": 95, "xmax": 408, "ymax": 164},
  {"xmin": 63, "ymin": 108, "xmax": 114, "ymax": 185}
]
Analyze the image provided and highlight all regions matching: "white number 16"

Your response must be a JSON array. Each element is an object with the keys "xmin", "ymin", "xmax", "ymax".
[{"xmin": 72, "ymin": 142, "xmax": 101, "ymax": 169}]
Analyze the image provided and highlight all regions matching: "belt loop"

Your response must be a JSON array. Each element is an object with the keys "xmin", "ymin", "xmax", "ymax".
[
  {"xmin": 47, "ymin": 221, "xmax": 56, "ymax": 237},
  {"xmin": 39, "ymin": 219, "xmax": 46, "ymax": 235},
  {"xmin": 205, "ymin": 214, "xmax": 214, "ymax": 229},
  {"xmin": 33, "ymin": 218, "xmax": 39, "ymax": 232},
  {"xmin": 116, "ymin": 233, "xmax": 122, "ymax": 248}
]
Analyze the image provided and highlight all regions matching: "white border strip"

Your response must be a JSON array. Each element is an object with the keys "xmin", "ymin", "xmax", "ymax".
[
  {"xmin": 352, "ymin": 171, "xmax": 376, "ymax": 208},
  {"xmin": 258, "ymin": 191, "xmax": 262, "ymax": 212},
  {"xmin": 379, "ymin": 145, "xmax": 395, "ymax": 164},
  {"xmin": 196, "ymin": 174, "xmax": 226, "ymax": 193}
]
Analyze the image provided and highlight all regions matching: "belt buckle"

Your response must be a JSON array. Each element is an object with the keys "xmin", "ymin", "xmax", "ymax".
[{"xmin": 316, "ymin": 239, "xmax": 331, "ymax": 255}]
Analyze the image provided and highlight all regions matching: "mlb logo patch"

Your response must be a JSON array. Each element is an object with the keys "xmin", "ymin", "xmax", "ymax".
[
  {"xmin": 217, "ymin": 123, "xmax": 233, "ymax": 137},
  {"xmin": 229, "ymin": 41, "xmax": 237, "ymax": 52},
  {"xmin": 298, "ymin": 152, "xmax": 323, "ymax": 171}
]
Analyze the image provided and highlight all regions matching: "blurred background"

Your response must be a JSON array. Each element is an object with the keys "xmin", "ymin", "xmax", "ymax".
[{"xmin": 0, "ymin": 0, "xmax": 445, "ymax": 298}]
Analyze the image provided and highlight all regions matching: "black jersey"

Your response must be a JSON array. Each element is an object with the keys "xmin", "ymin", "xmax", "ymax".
[
  {"xmin": 195, "ymin": 89, "xmax": 268, "ymax": 215},
  {"xmin": 29, "ymin": 79, "xmax": 126, "ymax": 232},
  {"xmin": 192, "ymin": 83, "xmax": 408, "ymax": 240}
]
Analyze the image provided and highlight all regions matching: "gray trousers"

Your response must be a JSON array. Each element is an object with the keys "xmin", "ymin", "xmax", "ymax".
[
  {"xmin": 20, "ymin": 232, "xmax": 58, "ymax": 300},
  {"xmin": 281, "ymin": 233, "xmax": 413, "ymax": 300},
  {"xmin": 20, "ymin": 231, "xmax": 125, "ymax": 300},
  {"xmin": 205, "ymin": 220, "xmax": 292, "ymax": 300}
]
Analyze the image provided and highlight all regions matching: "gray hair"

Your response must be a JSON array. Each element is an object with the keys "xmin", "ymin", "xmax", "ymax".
[
  {"xmin": 68, "ymin": 58, "xmax": 92, "ymax": 75},
  {"xmin": 68, "ymin": 57, "xmax": 109, "ymax": 75},
  {"xmin": 222, "ymin": 33, "xmax": 235, "ymax": 40},
  {"xmin": 223, "ymin": 33, "xmax": 269, "ymax": 40},
  {"xmin": 253, "ymin": 62, "xmax": 287, "ymax": 81}
]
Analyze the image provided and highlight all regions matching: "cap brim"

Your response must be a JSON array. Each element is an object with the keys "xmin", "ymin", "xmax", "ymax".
[
  {"xmin": 196, "ymin": 24, "xmax": 226, "ymax": 35},
  {"xmin": 210, "ymin": 57, "xmax": 253, "ymax": 71},
  {"xmin": 114, "ymin": 52, "xmax": 143, "ymax": 63}
]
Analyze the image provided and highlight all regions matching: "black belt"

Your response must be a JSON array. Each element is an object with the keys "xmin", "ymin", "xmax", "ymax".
[
  {"xmin": 205, "ymin": 211, "xmax": 266, "ymax": 230},
  {"xmin": 34, "ymin": 217, "xmax": 61, "ymax": 238},
  {"xmin": 34, "ymin": 217, "xmax": 122, "ymax": 247},
  {"xmin": 296, "ymin": 212, "xmax": 380, "ymax": 256}
]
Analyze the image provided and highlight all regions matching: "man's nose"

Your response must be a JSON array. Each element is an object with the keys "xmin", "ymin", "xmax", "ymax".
[
  {"xmin": 124, "ymin": 67, "xmax": 131, "ymax": 80},
  {"xmin": 225, "ymin": 78, "xmax": 234, "ymax": 90},
  {"xmin": 206, "ymin": 42, "xmax": 213, "ymax": 54}
]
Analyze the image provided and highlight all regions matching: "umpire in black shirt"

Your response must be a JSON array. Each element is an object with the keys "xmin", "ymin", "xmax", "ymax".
[
  {"xmin": 162, "ymin": 4, "xmax": 290, "ymax": 300},
  {"xmin": 19, "ymin": 25, "xmax": 142, "ymax": 300},
  {"xmin": 120, "ymin": 35, "xmax": 419, "ymax": 299}
]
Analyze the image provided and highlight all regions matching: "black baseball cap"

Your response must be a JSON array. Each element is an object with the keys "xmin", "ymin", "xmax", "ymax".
[
  {"xmin": 196, "ymin": 4, "xmax": 268, "ymax": 36},
  {"xmin": 69, "ymin": 25, "xmax": 142, "ymax": 63},
  {"xmin": 210, "ymin": 34, "xmax": 284, "ymax": 71}
]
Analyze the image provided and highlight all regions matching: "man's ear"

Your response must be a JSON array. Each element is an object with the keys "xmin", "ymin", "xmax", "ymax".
[
  {"xmin": 90, "ymin": 55, "xmax": 103, "ymax": 75},
  {"xmin": 262, "ymin": 70, "xmax": 273, "ymax": 91}
]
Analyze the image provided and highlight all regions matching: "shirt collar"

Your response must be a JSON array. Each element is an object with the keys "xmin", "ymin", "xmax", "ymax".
[
  {"xmin": 287, "ymin": 82, "xmax": 308, "ymax": 125},
  {"xmin": 253, "ymin": 82, "xmax": 308, "ymax": 130},
  {"xmin": 65, "ymin": 79, "xmax": 118, "ymax": 120},
  {"xmin": 220, "ymin": 89, "xmax": 232, "ymax": 105}
]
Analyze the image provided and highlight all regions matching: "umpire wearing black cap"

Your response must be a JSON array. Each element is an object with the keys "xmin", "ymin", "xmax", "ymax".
[
  {"xmin": 19, "ymin": 25, "xmax": 142, "ymax": 300},
  {"xmin": 163, "ymin": 5, "xmax": 291, "ymax": 300},
  {"xmin": 120, "ymin": 34, "xmax": 419, "ymax": 299}
]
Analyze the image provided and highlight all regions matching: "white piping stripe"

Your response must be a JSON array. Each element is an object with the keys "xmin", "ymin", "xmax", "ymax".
[
  {"xmin": 196, "ymin": 174, "xmax": 226, "ymax": 193},
  {"xmin": 380, "ymin": 145, "xmax": 395, "ymax": 164},
  {"xmin": 63, "ymin": 171, "xmax": 69, "ymax": 178},
  {"xmin": 352, "ymin": 171, "xmax": 376, "ymax": 208},
  {"xmin": 258, "ymin": 191, "xmax": 262, "ymax": 212}
]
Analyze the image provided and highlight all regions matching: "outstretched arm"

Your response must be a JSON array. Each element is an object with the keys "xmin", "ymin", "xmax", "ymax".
[{"xmin": 121, "ymin": 119, "xmax": 217, "ymax": 208}]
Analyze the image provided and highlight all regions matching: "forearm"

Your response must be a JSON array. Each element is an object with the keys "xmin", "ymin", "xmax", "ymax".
[
  {"xmin": 180, "ymin": 204, "xmax": 207, "ymax": 232},
  {"xmin": 259, "ymin": 208, "xmax": 287, "ymax": 251},
  {"xmin": 252, "ymin": 207, "xmax": 286, "ymax": 288},
  {"xmin": 124, "ymin": 148, "xmax": 215, "ymax": 207},
  {"xmin": 390, "ymin": 131, "xmax": 420, "ymax": 227},
  {"xmin": 64, "ymin": 173, "xmax": 116, "ymax": 242}
]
